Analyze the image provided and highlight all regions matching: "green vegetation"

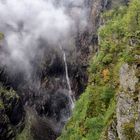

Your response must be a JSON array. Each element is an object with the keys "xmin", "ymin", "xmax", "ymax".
[
  {"xmin": 0, "ymin": 86, "xmax": 19, "ymax": 111},
  {"xmin": 58, "ymin": 0, "xmax": 140, "ymax": 139},
  {"xmin": 0, "ymin": 86, "xmax": 19, "ymax": 96},
  {"xmin": 122, "ymin": 120, "xmax": 140, "ymax": 140},
  {"xmin": 16, "ymin": 122, "xmax": 33, "ymax": 140},
  {"xmin": 0, "ymin": 32, "xmax": 4, "ymax": 40}
]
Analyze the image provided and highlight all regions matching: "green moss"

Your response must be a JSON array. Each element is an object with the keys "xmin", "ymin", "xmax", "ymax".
[
  {"xmin": 0, "ymin": 87, "xmax": 20, "ymax": 115},
  {"xmin": 0, "ymin": 87, "xmax": 19, "ymax": 109},
  {"xmin": 104, "ymin": 99, "xmax": 116, "ymax": 125},
  {"xmin": 16, "ymin": 127, "xmax": 33, "ymax": 140},
  {"xmin": 0, "ymin": 86, "xmax": 18, "ymax": 97},
  {"xmin": 122, "ymin": 121, "xmax": 135, "ymax": 139},
  {"xmin": 102, "ymin": 54, "xmax": 113, "ymax": 64}
]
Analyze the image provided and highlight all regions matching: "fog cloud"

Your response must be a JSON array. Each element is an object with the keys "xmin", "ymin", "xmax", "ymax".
[{"xmin": 0, "ymin": 0, "xmax": 88, "ymax": 78}]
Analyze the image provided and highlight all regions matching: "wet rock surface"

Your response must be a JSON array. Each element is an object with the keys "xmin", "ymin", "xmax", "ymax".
[{"xmin": 0, "ymin": 88, "xmax": 25, "ymax": 140}]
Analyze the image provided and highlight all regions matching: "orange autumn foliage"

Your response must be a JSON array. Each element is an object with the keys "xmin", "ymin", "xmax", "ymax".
[{"xmin": 102, "ymin": 69, "xmax": 110, "ymax": 80}]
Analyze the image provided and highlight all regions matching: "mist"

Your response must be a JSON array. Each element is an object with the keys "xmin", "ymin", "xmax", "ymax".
[{"xmin": 0, "ymin": 0, "xmax": 89, "ymax": 79}]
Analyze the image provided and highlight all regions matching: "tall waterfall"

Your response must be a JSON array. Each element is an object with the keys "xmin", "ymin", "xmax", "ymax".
[{"xmin": 59, "ymin": 44, "xmax": 75, "ymax": 109}]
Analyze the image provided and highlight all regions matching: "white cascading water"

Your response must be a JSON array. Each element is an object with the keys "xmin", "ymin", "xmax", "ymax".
[{"xmin": 59, "ymin": 44, "xmax": 75, "ymax": 109}]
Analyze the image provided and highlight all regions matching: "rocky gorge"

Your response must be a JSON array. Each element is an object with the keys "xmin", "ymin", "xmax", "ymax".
[{"xmin": 0, "ymin": 0, "xmax": 140, "ymax": 140}]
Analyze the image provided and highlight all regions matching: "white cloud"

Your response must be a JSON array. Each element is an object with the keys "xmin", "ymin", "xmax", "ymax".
[{"xmin": 0, "ymin": 0, "xmax": 88, "ymax": 77}]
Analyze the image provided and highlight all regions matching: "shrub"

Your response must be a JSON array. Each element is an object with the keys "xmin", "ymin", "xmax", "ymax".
[{"xmin": 102, "ymin": 54, "xmax": 113, "ymax": 64}]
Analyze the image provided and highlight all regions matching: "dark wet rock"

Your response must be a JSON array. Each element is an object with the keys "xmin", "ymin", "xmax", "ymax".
[
  {"xmin": 0, "ymin": 87, "xmax": 25, "ymax": 140},
  {"xmin": 35, "ymin": 89, "xmax": 71, "ymax": 122},
  {"xmin": 31, "ymin": 117, "xmax": 58, "ymax": 140}
]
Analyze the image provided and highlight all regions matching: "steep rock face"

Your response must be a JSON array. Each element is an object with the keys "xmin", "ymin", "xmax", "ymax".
[
  {"xmin": 107, "ymin": 120, "xmax": 118, "ymax": 140},
  {"xmin": 106, "ymin": 63, "xmax": 140, "ymax": 140},
  {"xmin": 116, "ymin": 64, "xmax": 139, "ymax": 140}
]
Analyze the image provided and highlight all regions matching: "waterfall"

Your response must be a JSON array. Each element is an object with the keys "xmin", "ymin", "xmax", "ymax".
[{"xmin": 59, "ymin": 44, "xmax": 75, "ymax": 109}]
